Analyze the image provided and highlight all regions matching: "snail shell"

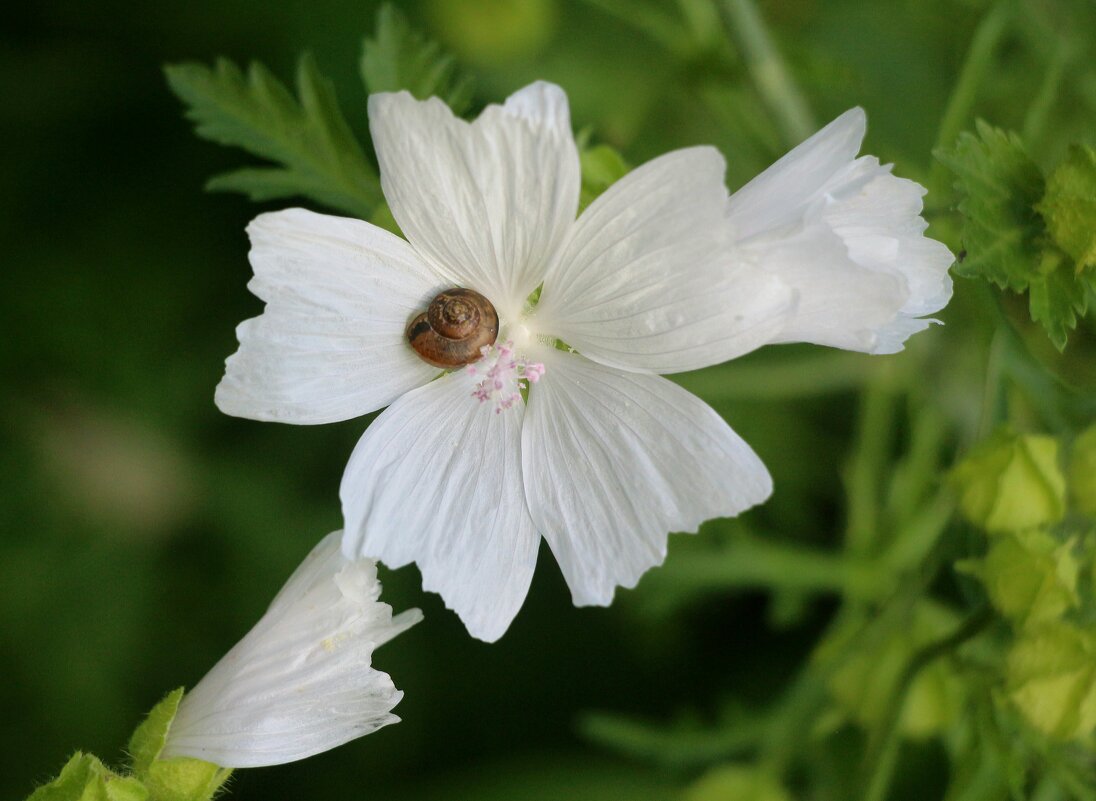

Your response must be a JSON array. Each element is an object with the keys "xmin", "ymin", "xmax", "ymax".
[{"xmin": 407, "ymin": 288, "xmax": 499, "ymax": 368}]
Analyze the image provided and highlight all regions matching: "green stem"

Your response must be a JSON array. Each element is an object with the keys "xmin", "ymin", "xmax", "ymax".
[
  {"xmin": 845, "ymin": 377, "xmax": 897, "ymax": 557},
  {"xmin": 645, "ymin": 534, "xmax": 890, "ymax": 602},
  {"xmin": 858, "ymin": 607, "xmax": 995, "ymax": 801},
  {"xmin": 929, "ymin": 2, "xmax": 1013, "ymax": 198},
  {"xmin": 1021, "ymin": 48, "xmax": 1066, "ymax": 149},
  {"xmin": 717, "ymin": 0, "xmax": 815, "ymax": 147}
]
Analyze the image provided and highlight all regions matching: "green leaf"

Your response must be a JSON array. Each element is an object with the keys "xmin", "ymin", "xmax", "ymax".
[
  {"xmin": 936, "ymin": 121, "xmax": 1045, "ymax": 291},
  {"xmin": 1037, "ymin": 143, "xmax": 1096, "ymax": 272},
  {"xmin": 27, "ymin": 753, "xmax": 147, "ymax": 801},
  {"xmin": 165, "ymin": 54, "xmax": 381, "ymax": 218},
  {"xmin": 579, "ymin": 143, "xmax": 630, "ymax": 211},
  {"xmin": 361, "ymin": 4, "xmax": 474, "ymax": 114},
  {"xmin": 1028, "ymin": 247, "xmax": 1090, "ymax": 351},
  {"xmin": 128, "ymin": 689, "xmax": 230, "ymax": 801}
]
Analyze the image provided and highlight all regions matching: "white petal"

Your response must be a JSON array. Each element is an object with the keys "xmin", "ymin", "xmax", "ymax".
[
  {"xmin": 534, "ymin": 147, "xmax": 794, "ymax": 374},
  {"xmin": 521, "ymin": 349, "xmax": 772, "ymax": 606},
  {"xmin": 162, "ymin": 532, "xmax": 420, "ymax": 768},
  {"xmin": 728, "ymin": 109, "xmax": 955, "ymax": 353},
  {"xmin": 216, "ymin": 209, "xmax": 443, "ymax": 424},
  {"xmin": 368, "ymin": 82, "xmax": 580, "ymax": 322},
  {"xmin": 340, "ymin": 370, "xmax": 539, "ymax": 642},
  {"xmin": 727, "ymin": 108, "xmax": 867, "ymax": 240}
]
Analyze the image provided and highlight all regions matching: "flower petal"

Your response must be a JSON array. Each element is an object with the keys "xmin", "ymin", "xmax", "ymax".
[
  {"xmin": 727, "ymin": 108, "xmax": 867, "ymax": 240},
  {"xmin": 162, "ymin": 531, "xmax": 421, "ymax": 768},
  {"xmin": 521, "ymin": 349, "xmax": 772, "ymax": 606},
  {"xmin": 341, "ymin": 370, "xmax": 540, "ymax": 642},
  {"xmin": 368, "ymin": 82, "xmax": 580, "ymax": 321},
  {"xmin": 215, "ymin": 209, "xmax": 443, "ymax": 424},
  {"xmin": 534, "ymin": 147, "xmax": 794, "ymax": 374},
  {"xmin": 728, "ymin": 109, "xmax": 955, "ymax": 353}
]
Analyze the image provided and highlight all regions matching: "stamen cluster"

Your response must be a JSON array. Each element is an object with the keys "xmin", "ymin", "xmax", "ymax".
[{"xmin": 467, "ymin": 340, "xmax": 545, "ymax": 413}]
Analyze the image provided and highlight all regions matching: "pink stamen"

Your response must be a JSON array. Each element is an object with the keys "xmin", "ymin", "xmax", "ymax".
[{"xmin": 469, "ymin": 340, "xmax": 546, "ymax": 413}]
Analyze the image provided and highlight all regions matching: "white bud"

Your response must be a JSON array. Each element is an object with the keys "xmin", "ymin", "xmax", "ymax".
[{"xmin": 161, "ymin": 531, "xmax": 421, "ymax": 767}]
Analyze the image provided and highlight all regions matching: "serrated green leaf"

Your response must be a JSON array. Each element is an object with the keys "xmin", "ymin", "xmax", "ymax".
[
  {"xmin": 361, "ymin": 4, "xmax": 474, "ymax": 114},
  {"xmin": 1028, "ymin": 248, "xmax": 1091, "ymax": 351},
  {"xmin": 936, "ymin": 121, "xmax": 1045, "ymax": 291},
  {"xmin": 579, "ymin": 144, "xmax": 630, "ymax": 211},
  {"xmin": 165, "ymin": 54, "xmax": 381, "ymax": 218},
  {"xmin": 27, "ymin": 753, "xmax": 147, "ymax": 801},
  {"xmin": 1038, "ymin": 143, "xmax": 1096, "ymax": 272}
]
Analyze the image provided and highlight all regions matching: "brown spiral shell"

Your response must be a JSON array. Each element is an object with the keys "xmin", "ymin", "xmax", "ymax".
[{"xmin": 407, "ymin": 288, "xmax": 499, "ymax": 368}]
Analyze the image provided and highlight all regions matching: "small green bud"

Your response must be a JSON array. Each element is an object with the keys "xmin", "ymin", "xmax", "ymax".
[
  {"xmin": 27, "ymin": 753, "xmax": 147, "ymax": 801},
  {"xmin": 961, "ymin": 529, "xmax": 1078, "ymax": 627},
  {"xmin": 128, "ymin": 690, "xmax": 231, "ymax": 801},
  {"xmin": 1007, "ymin": 622, "xmax": 1096, "ymax": 740},
  {"xmin": 1068, "ymin": 424, "xmax": 1096, "ymax": 517},
  {"xmin": 683, "ymin": 765, "xmax": 791, "ymax": 801},
  {"xmin": 823, "ymin": 601, "xmax": 963, "ymax": 738},
  {"xmin": 1036, "ymin": 144, "xmax": 1096, "ymax": 272},
  {"xmin": 951, "ymin": 429, "xmax": 1066, "ymax": 533}
]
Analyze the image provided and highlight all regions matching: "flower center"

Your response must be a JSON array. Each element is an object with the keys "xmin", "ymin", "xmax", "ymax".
[{"xmin": 466, "ymin": 340, "xmax": 545, "ymax": 414}]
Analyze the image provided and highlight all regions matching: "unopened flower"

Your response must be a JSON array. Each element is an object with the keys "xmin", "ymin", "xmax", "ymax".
[
  {"xmin": 728, "ymin": 108, "xmax": 954, "ymax": 353},
  {"xmin": 160, "ymin": 531, "xmax": 421, "ymax": 767},
  {"xmin": 214, "ymin": 82, "xmax": 952, "ymax": 642}
]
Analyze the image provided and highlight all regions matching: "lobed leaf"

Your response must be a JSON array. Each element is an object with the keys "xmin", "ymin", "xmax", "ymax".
[
  {"xmin": 936, "ymin": 121, "xmax": 1045, "ymax": 291},
  {"xmin": 360, "ymin": 4, "xmax": 474, "ymax": 114},
  {"xmin": 165, "ymin": 55, "xmax": 381, "ymax": 218}
]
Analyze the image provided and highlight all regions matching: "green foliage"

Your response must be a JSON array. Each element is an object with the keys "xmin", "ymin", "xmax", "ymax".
[
  {"xmin": 683, "ymin": 765, "xmax": 791, "ymax": 801},
  {"xmin": 578, "ymin": 144, "xmax": 630, "ymax": 211},
  {"xmin": 1038, "ymin": 144, "xmax": 1096, "ymax": 273},
  {"xmin": 820, "ymin": 601, "xmax": 964, "ymax": 738},
  {"xmin": 164, "ymin": 55, "xmax": 381, "ymax": 218},
  {"xmin": 27, "ymin": 753, "xmax": 147, "ymax": 801},
  {"xmin": 937, "ymin": 122, "xmax": 1045, "ymax": 292},
  {"xmin": 938, "ymin": 124, "xmax": 1096, "ymax": 350},
  {"xmin": 128, "ymin": 690, "xmax": 230, "ymax": 801},
  {"xmin": 1007, "ymin": 622, "xmax": 1096, "ymax": 741},
  {"xmin": 951, "ymin": 428, "xmax": 1066, "ymax": 533},
  {"xmin": 361, "ymin": 4, "xmax": 474, "ymax": 114}
]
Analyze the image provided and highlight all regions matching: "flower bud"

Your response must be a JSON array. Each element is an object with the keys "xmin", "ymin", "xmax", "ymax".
[
  {"xmin": 1068, "ymin": 424, "xmax": 1096, "ymax": 517},
  {"xmin": 951, "ymin": 429, "xmax": 1066, "ymax": 533},
  {"xmin": 1007, "ymin": 622, "xmax": 1096, "ymax": 740},
  {"xmin": 960, "ymin": 529, "xmax": 1078, "ymax": 627},
  {"xmin": 159, "ymin": 531, "xmax": 421, "ymax": 768},
  {"xmin": 684, "ymin": 765, "xmax": 791, "ymax": 801}
]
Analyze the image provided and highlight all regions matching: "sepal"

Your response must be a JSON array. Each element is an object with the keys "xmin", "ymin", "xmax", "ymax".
[{"xmin": 128, "ymin": 690, "xmax": 231, "ymax": 801}]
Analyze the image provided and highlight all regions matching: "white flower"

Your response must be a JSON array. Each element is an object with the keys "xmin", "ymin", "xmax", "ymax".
[
  {"xmin": 160, "ymin": 531, "xmax": 421, "ymax": 767},
  {"xmin": 729, "ymin": 107, "xmax": 954, "ymax": 353},
  {"xmin": 214, "ymin": 82, "xmax": 951, "ymax": 642}
]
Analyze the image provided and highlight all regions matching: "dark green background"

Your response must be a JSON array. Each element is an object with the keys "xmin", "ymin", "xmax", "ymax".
[{"xmin": 3, "ymin": 1, "xmax": 1093, "ymax": 799}]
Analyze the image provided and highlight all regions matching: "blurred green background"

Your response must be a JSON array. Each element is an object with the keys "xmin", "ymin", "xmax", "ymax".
[{"xmin": 3, "ymin": 1, "xmax": 1094, "ymax": 799}]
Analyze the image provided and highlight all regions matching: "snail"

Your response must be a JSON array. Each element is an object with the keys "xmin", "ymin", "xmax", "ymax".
[{"xmin": 407, "ymin": 287, "xmax": 499, "ymax": 368}]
